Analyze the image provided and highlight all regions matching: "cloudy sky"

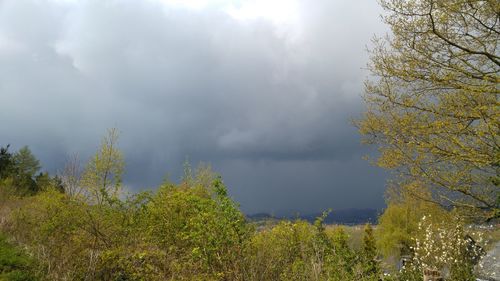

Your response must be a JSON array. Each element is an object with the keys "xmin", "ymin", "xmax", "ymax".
[{"xmin": 0, "ymin": 0, "xmax": 389, "ymax": 215}]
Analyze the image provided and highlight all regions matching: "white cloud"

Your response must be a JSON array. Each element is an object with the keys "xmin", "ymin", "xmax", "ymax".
[
  {"xmin": 0, "ymin": 32, "xmax": 25, "ymax": 54},
  {"xmin": 225, "ymin": 0, "xmax": 299, "ymax": 24}
]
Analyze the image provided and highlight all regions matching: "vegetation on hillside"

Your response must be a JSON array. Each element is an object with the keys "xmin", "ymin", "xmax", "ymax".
[
  {"xmin": 0, "ymin": 129, "xmax": 494, "ymax": 280},
  {"xmin": 0, "ymin": 233, "xmax": 39, "ymax": 281},
  {"xmin": 0, "ymin": 131, "xmax": 385, "ymax": 280}
]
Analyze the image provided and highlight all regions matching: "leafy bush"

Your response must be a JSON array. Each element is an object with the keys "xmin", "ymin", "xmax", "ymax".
[
  {"xmin": 144, "ymin": 176, "xmax": 249, "ymax": 279},
  {"xmin": 0, "ymin": 233, "xmax": 38, "ymax": 281},
  {"xmin": 395, "ymin": 215, "xmax": 485, "ymax": 281}
]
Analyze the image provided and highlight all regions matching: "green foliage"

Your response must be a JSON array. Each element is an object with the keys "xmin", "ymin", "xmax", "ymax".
[
  {"xmin": 8, "ymin": 189, "xmax": 85, "ymax": 279},
  {"xmin": 358, "ymin": 0, "xmax": 499, "ymax": 220},
  {"xmin": 0, "ymin": 233, "xmax": 38, "ymax": 281},
  {"xmin": 11, "ymin": 146, "xmax": 41, "ymax": 195},
  {"xmin": 81, "ymin": 128, "xmax": 124, "ymax": 205},
  {"xmin": 0, "ymin": 145, "xmax": 60, "ymax": 196},
  {"xmin": 0, "ymin": 146, "xmax": 14, "ymax": 180},
  {"xmin": 395, "ymin": 216, "xmax": 485, "ymax": 281},
  {"xmin": 12, "ymin": 147, "xmax": 40, "ymax": 179},
  {"xmin": 242, "ymin": 215, "xmax": 383, "ymax": 281},
  {"xmin": 244, "ymin": 220, "xmax": 317, "ymax": 280},
  {"xmin": 376, "ymin": 182, "xmax": 451, "ymax": 260},
  {"xmin": 360, "ymin": 224, "xmax": 379, "ymax": 279},
  {"xmin": 145, "ymin": 172, "xmax": 248, "ymax": 279},
  {"xmin": 0, "ymin": 145, "xmax": 394, "ymax": 281},
  {"xmin": 0, "ymin": 132, "xmax": 433, "ymax": 281}
]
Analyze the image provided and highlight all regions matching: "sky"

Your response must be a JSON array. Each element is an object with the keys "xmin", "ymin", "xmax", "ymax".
[{"xmin": 0, "ymin": 0, "xmax": 389, "ymax": 215}]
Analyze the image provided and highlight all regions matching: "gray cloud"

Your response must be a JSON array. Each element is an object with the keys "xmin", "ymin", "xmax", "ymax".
[{"xmin": 0, "ymin": 0, "xmax": 387, "ymax": 214}]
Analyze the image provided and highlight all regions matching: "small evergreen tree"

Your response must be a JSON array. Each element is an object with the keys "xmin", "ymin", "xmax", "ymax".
[
  {"xmin": 1, "ymin": 145, "xmax": 43, "ymax": 195},
  {"xmin": 13, "ymin": 146, "xmax": 41, "ymax": 178},
  {"xmin": 0, "ymin": 145, "xmax": 14, "ymax": 179}
]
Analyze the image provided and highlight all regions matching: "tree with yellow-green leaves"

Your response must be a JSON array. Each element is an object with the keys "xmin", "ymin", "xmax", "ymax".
[
  {"xmin": 81, "ymin": 128, "xmax": 124, "ymax": 205},
  {"xmin": 376, "ymin": 182, "xmax": 452, "ymax": 261},
  {"xmin": 358, "ymin": 0, "xmax": 499, "ymax": 220}
]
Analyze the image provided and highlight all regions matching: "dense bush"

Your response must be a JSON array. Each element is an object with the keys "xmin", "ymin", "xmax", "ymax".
[{"xmin": 0, "ymin": 233, "xmax": 39, "ymax": 281}]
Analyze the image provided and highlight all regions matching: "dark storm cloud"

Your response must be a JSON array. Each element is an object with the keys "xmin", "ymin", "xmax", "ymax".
[{"xmin": 0, "ymin": 0, "xmax": 388, "ymax": 213}]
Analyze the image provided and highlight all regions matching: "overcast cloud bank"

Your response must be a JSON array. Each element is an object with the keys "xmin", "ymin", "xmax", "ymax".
[{"xmin": 0, "ymin": 0, "xmax": 387, "ymax": 214}]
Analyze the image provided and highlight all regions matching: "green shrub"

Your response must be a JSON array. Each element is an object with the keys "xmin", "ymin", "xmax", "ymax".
[
  {"xmin": 144, "ymin": 176, "xmax": 249, "ymax": 280},
  {"xmin": 0, "ymin": 233, "xmax": 38, "ymax": 281}
]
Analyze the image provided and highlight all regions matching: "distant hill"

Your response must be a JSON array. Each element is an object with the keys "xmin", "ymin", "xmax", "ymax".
[{"xmin": 247, "ymin": 209, "xmax": 381, "ymax": 225}]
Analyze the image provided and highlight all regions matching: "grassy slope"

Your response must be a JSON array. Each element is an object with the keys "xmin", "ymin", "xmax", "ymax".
[{"xmin": 0, "ymin": 233, "xmax": 38, "ymax": 281}]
